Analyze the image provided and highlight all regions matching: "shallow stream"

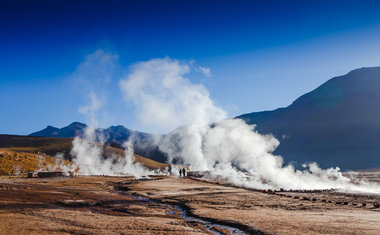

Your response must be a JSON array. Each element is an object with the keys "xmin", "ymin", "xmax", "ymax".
[{"xmin": 129, "ymin": 193, "xmax": 246, "ymax": 235}]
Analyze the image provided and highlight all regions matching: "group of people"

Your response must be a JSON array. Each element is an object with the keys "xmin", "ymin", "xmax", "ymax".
[
  {"xmin": 167, "ymin": 165, "xmax": 187, "ymax": 177},
  {"xmin": 179, "ymin": 168, "xmax": 186, "ymax": 177}
]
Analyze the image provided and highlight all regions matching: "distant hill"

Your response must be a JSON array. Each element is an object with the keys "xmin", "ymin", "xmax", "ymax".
[
  {"xmin": 237, "ymin": 67, "xmax": 380, "ymax": 170},
  {"xmin": 0, "ymin": 134, "xmax": 73, "ymax": 157},
  {"xmin": 30, "ymin": 123, "xmax": 168, "ymax": 163},
  {"xmin": 30, "ymin": 122, "xmax": 151, "ymax": 147},
  {"xmin": 0, "ymin": 149, "xmax": 73, "ymax": 175},
  {"xmin": 0, "ymin": 134, "xmax": 167, "ymax": 171},
  {"xmin": 30, "ymin": 122, "xmax": 87, "ymax": 138}
]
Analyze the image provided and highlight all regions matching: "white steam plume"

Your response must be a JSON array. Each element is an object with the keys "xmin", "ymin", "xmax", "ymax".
[
  {"xmin": 120, "ymin": 57, "xmax": 380, "ymax": 194},
  {"xmin": 69, "ymin": 51, "xmax": 154, "ymax": 177},
  {"xmin": 199, "ymin": 66, "xmax": 212, "ymax": 77},
  {"xmin": 120, "ymin": 57, "xmax": 226, "ymax": 133},
  {"xmin": 71, "ymin": 131, "xmax": 153, "ymax": 177}
]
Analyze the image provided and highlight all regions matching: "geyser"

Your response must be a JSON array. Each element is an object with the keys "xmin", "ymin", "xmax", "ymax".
[
  {"xmin": 68, "ymin": 51, "xmax": 156, "ymax": 177},
  {"xmin": 120, "ymin": 57, "xmax": 380, "ymax": 193},
  {"xmin": 66, "ymin": 52, "xmax": 380, "ymax": 193}
]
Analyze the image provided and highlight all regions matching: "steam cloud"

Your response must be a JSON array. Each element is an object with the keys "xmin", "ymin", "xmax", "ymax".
[
  {"xmin": 67, "ymin": 52, "xmax": 379, "ymax": 193},
  {"xmin": 69, "ymin": 51, "xmax": 155, "ymax": 177},
  {"xmin": 71, "ymin": 127, "xmax": 153, "ymax": 177},
  {"xmin": 119, "ymin": 57, "xmax": 380, "ymax": 194},
  {"xmin": 120, "ymin": 58, "xmax": 226, "ymax": 133}
]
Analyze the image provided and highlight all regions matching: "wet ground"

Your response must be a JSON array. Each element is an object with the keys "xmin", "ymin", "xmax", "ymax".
[{"xmin": 0, "ymin": 176, "xmax": 379, "ymax": 234}]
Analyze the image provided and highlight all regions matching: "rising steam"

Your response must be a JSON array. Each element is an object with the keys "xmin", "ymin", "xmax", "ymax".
[
  {"xmin": 67, "ymin": 52, "xmax": 379, "ymax": 193},
  {"xmin": 71, "ymin": 127, "xmax": 153, "ymax": 177},
  {"xmin": 120, "ymin": 57, "xmax": 380, "ymax": 194},
  {"xmin": 69, "ymin": 51, "xmax": 154, "ymax": 177},
  {"xmin": 120, "ymin": 57, "xmax": 226, "ymax": 133}
]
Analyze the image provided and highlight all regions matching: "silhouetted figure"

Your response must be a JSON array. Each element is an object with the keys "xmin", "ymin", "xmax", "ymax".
[
  {"xmin": 168, "ymin": 165, "xmax": 172, "ymax": 175},
  {"xmin": 179, "ymin": 169, "xmax": 182, "ymax": 177},
  {"xmin": 182, "ymin": 168, "xmax": 186, "ymax": 177}
]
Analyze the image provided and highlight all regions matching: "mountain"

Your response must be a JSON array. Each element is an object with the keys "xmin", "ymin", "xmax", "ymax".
[
  {"xmin": 30, "ymin": 122, "xmax": 87, "ymax": 138},
  {"xmin": 29, "ymin": 123, "xmax": 167, "ymax": 163},
  {"xmin": 30, "ymin": 122, "xmax": 137, "ymax": 144},
  {"xmin": 237, "ymin": 67, "xmax": 380, "ymax": 170}
]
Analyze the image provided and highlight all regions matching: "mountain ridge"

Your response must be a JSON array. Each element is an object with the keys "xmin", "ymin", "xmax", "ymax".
[
  {"xmin": 29, "ymin": 122, "xmax": 167, "ymax": 163},
  {"xmin": 237, "ymin": 66, "xmax": 380, "ymax": 170}
]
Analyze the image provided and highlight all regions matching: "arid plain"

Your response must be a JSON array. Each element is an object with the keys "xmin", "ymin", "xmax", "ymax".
[{"xmin": 1, "ymin": 175, "xmax": 379, "ymax": 235}]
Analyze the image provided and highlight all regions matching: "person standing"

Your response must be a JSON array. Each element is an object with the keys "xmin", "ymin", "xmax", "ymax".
[
  {"xmin": 179, "ymin": 168, "xmax": 182, "ymax": 177},
  {"xmin": 182, "ymin": 167, "xmax": 186, "ymax": 177}
]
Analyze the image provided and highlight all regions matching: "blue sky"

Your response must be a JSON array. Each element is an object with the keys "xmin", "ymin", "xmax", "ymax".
[{"xmin": 1, "ymin": 0, "xmax": 380, "ymax": 134}]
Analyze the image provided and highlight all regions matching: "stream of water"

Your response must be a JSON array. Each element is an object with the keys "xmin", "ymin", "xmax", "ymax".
[
  {"xmin": 173, "ymin": 205, "xmax": 246, "ymax": 235},
  {"xmin": 129, "ymin": 193, "xmax": 246, "ymax": 235}
]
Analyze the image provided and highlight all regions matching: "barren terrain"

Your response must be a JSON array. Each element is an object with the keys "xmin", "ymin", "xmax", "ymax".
[{"xmin": 0, "ymin": 175, "xmax": 379, "ymax": 234}]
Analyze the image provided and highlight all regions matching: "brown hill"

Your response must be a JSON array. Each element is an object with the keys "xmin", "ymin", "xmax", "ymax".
[
  {"xmin": 0, "ymin": 149, "xmax": 73, "ymax": 175},
  {"xmin": 0, "ymin": 134, "xmax": 168, "ymax": 172},
  {"xmin": 0, "ymin": 134, "xmax": 73, "ymax": 157}
]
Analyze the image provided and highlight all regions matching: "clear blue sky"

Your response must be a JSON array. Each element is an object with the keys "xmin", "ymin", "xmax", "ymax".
[{"xmin": 1, "ymin": 0, "xmax": 380, "ymax": 134}]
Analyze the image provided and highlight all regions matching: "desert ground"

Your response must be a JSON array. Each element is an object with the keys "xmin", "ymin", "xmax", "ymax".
[{"xmin": 0, "ymin": 175, "xmax": 379, "ymax": 235}]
